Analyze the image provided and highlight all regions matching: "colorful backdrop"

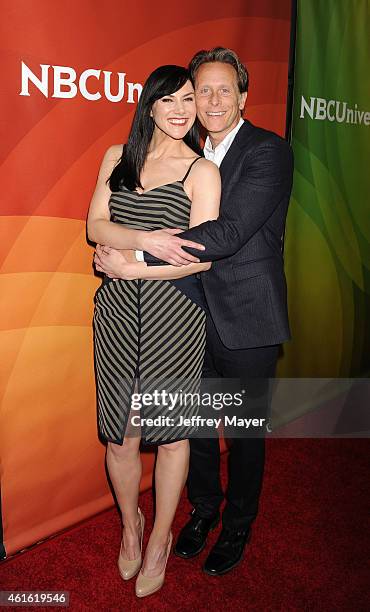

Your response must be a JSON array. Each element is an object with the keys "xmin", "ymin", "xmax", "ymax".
[
  {"xmin": 280, "ymin": 0, "xmax": 370, "ymax": 378},
  {"xmin": 0, "ymin": 0, "xmax": 292, "ymax": 557}
]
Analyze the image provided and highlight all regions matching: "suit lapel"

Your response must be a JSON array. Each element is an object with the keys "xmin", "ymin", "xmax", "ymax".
[{"xmin": 219, "ymin": 120, "xmax": 254, "ymax": 184}]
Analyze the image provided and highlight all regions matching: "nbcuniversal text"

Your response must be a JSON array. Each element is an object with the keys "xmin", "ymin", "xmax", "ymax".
[
  {"xmin": 18, "ymin": 63, "xmax": 370, "ymax": 128},
  {"xmin": 19, "ymin": 62, "xmax": 143, "ymax": 103}
]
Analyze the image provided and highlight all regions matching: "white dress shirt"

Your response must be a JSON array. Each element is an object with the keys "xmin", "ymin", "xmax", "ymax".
[
  {"xmin": 135, "ymin": 118, "xmax": 245, "ymax": 261},
  {"xmin": 203, "ymin": 118, "xmax": 244, "ymax": 167}
]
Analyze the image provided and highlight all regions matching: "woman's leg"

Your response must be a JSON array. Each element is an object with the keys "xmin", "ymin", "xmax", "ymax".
[
  {"xmin": 106, "ymin": 433, "xmax": 142, "ymax": 560},
  {"xmin": 141, "ymin": 439, "xmax": 190, "ymax": 576}
]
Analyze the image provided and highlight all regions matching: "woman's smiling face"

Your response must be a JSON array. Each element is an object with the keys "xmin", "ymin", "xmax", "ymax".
[{"xmin": 151, "ymin": 80, "xmax": 196, "ymax": 140}]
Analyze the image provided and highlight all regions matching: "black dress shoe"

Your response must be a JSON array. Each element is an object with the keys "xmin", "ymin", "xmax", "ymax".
[
  {"xmin": 203, "ymin": 526, "xmax": 251, "ymax": 576},
  {"xmin": 174, "ymin": 510, "xmax": 220, "ymax": 559}
]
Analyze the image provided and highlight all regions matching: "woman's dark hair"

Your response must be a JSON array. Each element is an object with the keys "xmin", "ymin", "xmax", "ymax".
[{"xmin": 109, "ymin": 65, "xmax": 202, "ymax": 191}]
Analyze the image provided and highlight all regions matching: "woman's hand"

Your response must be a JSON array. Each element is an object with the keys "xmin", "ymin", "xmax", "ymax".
[{"xmin": 94, "ymin": 244, "xmax": 147, "ymax": 280}]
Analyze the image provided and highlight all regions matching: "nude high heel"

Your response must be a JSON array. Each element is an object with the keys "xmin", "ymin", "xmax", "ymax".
[
  {"xmin": 118, "ymin": 508, "xmax": 145, "ymax": 581},
  {"xmin": 135, "ymin": 532, "xmax": 173, "ymax": 598}
]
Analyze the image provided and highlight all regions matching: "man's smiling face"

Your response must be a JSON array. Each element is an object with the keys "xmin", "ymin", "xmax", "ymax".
[{"xmin": 194, "ymin": 62, "xmax": 247, "ymax": 145}]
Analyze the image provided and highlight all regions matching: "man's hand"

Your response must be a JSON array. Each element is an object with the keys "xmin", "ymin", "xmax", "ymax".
[
  {"xmin": 94, "ymin": 244, "xmax": 147, "ymax": 280},
  {"xmin": 94, "ymin": 244, "xmax": 127, "ymax": 278},
  {"xmin": 141, "ymin": 228, "xmax": 205, "ymax": 266}
]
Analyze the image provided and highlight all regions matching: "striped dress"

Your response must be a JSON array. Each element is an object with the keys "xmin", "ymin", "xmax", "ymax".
[{"xmin": 93, "ymin": 158, "xmax": 207, "ymax": 445}]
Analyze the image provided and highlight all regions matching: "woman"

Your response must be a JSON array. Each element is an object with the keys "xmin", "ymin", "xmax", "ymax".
[{"xmin": 87, "ymin": 65, "xmax": 220, "ymax": 597}]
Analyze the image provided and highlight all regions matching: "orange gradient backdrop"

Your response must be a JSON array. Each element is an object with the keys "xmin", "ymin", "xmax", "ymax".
[{"xmin": 0, "ymin": 0, "xmax": 291, "ymax": 556}]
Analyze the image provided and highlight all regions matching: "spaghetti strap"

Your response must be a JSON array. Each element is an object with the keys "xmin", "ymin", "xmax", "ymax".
[{"xmin": 180, "ymin": 157, "xmax": 202, "ymax": 183}]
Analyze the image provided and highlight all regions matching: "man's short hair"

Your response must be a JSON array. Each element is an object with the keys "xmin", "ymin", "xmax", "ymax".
[{"xmin": 189, "ymin": 47, "xmax": 249, "ymax": 93}]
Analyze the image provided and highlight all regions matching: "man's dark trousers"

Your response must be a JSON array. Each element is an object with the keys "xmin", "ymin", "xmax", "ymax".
[{"xmin": 188, "ymin": 313, "xmax": 279, "ymax": 530}]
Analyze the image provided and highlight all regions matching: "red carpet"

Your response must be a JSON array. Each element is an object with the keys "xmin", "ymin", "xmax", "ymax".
[{"xmin": 1, "ymin": 439, "xmax": 369, "ymax": 611}]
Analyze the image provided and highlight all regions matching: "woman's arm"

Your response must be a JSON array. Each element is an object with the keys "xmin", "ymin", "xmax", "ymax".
[
  {"xmin": 94, "ymin": 246, "xmax": 211, "ymax": 280},
  {"xmin": 95, "ymin": 159, "xmax": 221, "ymax": 280},
  {"xmin": 87, "ymin": 145, "xmax": 148, "ymax": 249}
]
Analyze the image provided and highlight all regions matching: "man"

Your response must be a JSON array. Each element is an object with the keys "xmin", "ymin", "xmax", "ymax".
[
  {"xmin": 98, "ymin": 47, "xmax": 294, "ymax": 575},
  {"xmin": 143, "ymin": 47, "xmax": 293, "ymax": 576}
]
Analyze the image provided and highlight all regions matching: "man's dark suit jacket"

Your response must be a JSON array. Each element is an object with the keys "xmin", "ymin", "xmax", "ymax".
[{"xmin": 146, "ymin": 120, "xmax": 294, "ymax": 350}]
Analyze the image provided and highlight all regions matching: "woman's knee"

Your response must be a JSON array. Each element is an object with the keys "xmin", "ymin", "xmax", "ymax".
[
  {"xmin": 107, "ymin": 437, "xmax": 140, "ymax": 459},
  {"xmin": 158, "ymin": 439, "xmax": 189, "ymax": 454}
]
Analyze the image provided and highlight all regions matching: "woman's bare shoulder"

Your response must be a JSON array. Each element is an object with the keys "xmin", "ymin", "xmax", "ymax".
[
  {"xmin": 103, "ymin": 144, "xmax": 123, "ymax": 163},
  {"xmin": 192, "ymin": 157, "xmax": 220, "ymax": 179},
  {"xmin": 188, "ymin": 157, "xmax": 221, "ymax": 203},
  {"xmin": 98, "ymin": 144, "xmax": 123, "ymax": 177}
]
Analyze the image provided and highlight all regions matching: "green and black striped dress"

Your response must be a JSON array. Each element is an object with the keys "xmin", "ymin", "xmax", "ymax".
[{"xmin": 93, "ymin": 158, "xmax": 206, "ymax": 445}]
